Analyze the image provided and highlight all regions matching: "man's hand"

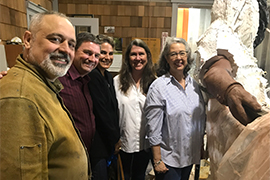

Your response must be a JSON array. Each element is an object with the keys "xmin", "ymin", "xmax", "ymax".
[{"xmin": 0, "ymin": 71, "xmax": 7, "ymax": 79}]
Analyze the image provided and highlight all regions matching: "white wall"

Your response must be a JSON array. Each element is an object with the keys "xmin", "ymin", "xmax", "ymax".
[{"xmin": 0, "ymin": 44, "xmax": 7, "ymax": 72}]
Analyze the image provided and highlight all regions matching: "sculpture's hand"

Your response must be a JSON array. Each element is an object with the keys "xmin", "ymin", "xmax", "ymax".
[
  {"xmin": 226, "ymin": 84, "xmax": 261, "ymax": 125},
  {"xmin": 203, "ymin": 57, "xmax": 262, "ymax": 125}
]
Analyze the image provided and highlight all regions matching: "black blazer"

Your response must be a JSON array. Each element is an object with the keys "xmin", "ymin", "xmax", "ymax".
[{"xmin": 88, "ymin": 68, "xmax": 120, "ymax": 166}]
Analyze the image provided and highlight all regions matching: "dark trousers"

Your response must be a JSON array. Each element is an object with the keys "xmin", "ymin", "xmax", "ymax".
[
  {"xmin": 154, "ymin": 164, "xmax": 193, "ymax": 180},
  {"xmin": 119, "ymin": 150, "xmax": 150, "ymax": 180},
  {"xmin": 91, "ymin": 158, "xmax": 108, "ymax": 180}
]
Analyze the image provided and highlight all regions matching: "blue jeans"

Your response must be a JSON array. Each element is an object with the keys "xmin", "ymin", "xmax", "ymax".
[
  {"xmin": 119, "ymin": 150, "xmax": 150, "ymax": 180},
  {"xmin": 154, "ymin": 164, "xmax": 193, "ymax": 180}
]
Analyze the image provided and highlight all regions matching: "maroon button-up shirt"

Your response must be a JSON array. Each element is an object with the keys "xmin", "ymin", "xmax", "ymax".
[{"xmin": 59, "ymin": 64, "xmax": 95, "ymax": 155}]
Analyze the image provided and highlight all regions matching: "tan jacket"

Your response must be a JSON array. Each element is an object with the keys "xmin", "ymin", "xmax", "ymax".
[{"xmin": 0, "ymin": 55, "xmax": 89, "ymax": 179}]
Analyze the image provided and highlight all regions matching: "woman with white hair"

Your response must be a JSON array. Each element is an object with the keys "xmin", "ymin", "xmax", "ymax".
[{"xmin": 144, "ymin": 37, "xmax": 206, "ymax": 180}]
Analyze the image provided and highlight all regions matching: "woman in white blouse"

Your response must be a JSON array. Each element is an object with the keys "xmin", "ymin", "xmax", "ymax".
[{"xmin": 114, "ymin": 39, "xmax": 156, "ymax": 180}]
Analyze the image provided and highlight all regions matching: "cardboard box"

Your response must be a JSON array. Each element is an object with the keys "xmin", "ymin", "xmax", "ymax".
[{"xmin": 4, "ymin": 44, "xmax": 23, "ymax": 68}]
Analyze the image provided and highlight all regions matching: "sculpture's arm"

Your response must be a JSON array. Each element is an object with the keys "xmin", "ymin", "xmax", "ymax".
[{"xmin": 204, "ymin": 57, "xmax": 262, "ymax": 125}]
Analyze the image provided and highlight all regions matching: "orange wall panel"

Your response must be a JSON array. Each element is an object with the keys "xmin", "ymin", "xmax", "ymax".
[{"xmin": 177, "ymin": 8, "xmax": 189, "ymax": 41}]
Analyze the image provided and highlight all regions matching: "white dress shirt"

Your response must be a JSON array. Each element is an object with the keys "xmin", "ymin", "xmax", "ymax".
[{"xmin": 114, "ymin": 75, "xmax": 147, "ymax": 153}]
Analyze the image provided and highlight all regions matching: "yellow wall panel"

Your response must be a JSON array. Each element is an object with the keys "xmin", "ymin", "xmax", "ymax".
[{"xmin": 177, "ymin": 8, "xmax": 189, "ymax": 40}]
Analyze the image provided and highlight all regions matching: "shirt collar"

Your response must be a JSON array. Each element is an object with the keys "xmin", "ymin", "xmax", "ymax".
[
  {"xmin": 68, "ymin": 64, "xmax": 82, "ymax": 80},
  {"xmin": 67, "ymin": 64, "xmax": 91, "ymax": 83},
  {"xmin": 164, "ymin": 72, "xmax": 192, "ymax": 86}
]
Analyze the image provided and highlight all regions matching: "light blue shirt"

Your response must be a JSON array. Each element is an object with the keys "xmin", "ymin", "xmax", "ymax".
[{"xmin": 144, "ymin": 73, "xmax": 206, "ymax": 168}]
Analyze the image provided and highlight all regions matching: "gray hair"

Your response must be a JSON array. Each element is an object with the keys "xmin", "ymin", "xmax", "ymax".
[
  {"xmin": 29, "ymin": 11, "xmax": 70, "ymax": 36},
  {"xmin": 156, "ymin": 37, "xmax": 192, "ymax": 77},
  {"xmin": 96, "ymin": 34, "xmax": 115, "ymax": 49}
]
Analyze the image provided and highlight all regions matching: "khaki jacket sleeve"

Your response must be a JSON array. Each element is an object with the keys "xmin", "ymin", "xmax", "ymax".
[{"xmin": 0, "ymin": 98, "xmax": 52, "ymax": 179}]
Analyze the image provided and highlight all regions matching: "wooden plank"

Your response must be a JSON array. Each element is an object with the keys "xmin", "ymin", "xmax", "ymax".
[
  {"xmin": 88, "ymin": 4, "xmax": 97, "ymax": 15},
  {"xmin": 113, "ymin": 27, "xmax": 122, "ymax": 37},
  {"xmin": 0, "ymin": 5, "xmax": 10, "ymax": 24},
  {"xmin": 100, "ymin": 16, "xmax": 110, "ymax": 26},
  {"xmin": 116, "ymin": 17, "xmax": 130, "ymax": 27},
  {"xmin": 67, "ymin": 4, "xmax": 76, "ymax": 14},
  {"xmin": 130, "ymin": 17, "xmax": 139, "ymax": 27},
  {"xmin": 136, "ymin": 27, "xmax": 147, "ymax": 38},
  {"xmin": 96, "ymin": 4, "xmax": 104, "ymax": 15},
  {"xmin": 9, "ymin": 9, "xmax": 16, "ymax": 25},
  {"xmin": 17, "ymin": 11, "xmax": 27, "ymax": 28},
  {"xmin": 58, "ymin": 4, "xmax": 67, "ymax": 14},
  {"xmin": 110, "ymin": 16, "xmax": 117, "ymax": 27},
  {"xmin": 153, "ymin": 6, "xmax": 166, "ymax": 17},
  {"xmin": 0, "ymin": 0, "xmax": 7, "ymax": 6},
  {"xmin": 164, "ymin": 17, "xmax": 171, "ymax": 28},
  {"xmin": 117, "ymin": 5, "xmax": 125, "ymax": 16},
  {"xmin": 156, "ymin": 17, "xmax": 164, "ymax": 28},
  {"xmin": 102, "ymin": 5, "xmax": 111, "ymax": 16},
  {"xmin": 150, "ymin": 17, "xmax": 158, "ymax": 28},
  {"xmin": 122, "ymin": 27, "xmax": 134, "ymax": 37},
  {"xmin": 109, "ymin": 5, "xmax": 118, "ymax": 16},
  {"xmin": 165, "ymin": 7, "xmax": 172, "ymax": 17},
  {"xmin": 124, "ymin": 5, "xmax": 132, "ymax": 16},
  {"xmin": 17, "ymin": 0, "xmax": 26, "ymax": 13},
  {"xmin": 76, "ymin": 4, "xmax": 88, "ymax": 14},
  {"xmin": 138, "ymin": 6, "xmax": 145, "ymax": 17},
  {"xmin": 142, "ymin": 17, "xmax": 149, "ymax": 28}
]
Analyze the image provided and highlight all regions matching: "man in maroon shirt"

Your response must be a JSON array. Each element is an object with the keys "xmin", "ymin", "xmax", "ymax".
[{"xmin": 58, "ymin": 32, "xmax": 100, "ymax": 161}]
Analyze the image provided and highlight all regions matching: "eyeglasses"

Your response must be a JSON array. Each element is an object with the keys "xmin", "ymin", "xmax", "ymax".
[{"xmin": 169, "ymin": 51, "xmax": 188, "ymax": 59}]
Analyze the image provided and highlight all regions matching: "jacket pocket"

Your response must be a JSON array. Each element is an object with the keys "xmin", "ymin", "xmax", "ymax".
[{"xmin": 20, "ymin": 143, "xmax": 42, "ymax": 180}]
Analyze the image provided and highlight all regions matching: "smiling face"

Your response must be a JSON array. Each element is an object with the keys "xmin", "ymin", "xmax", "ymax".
[
  {"xmin": 24, "ymin": 14, "xmax": 76, "ymax": 81},
  {"xmin": 166, "ymin": 43, "xmax": 187, "ymax": 76},
  {"xmin": 129, "ymin": 45, "xmax": 148, "ymax": 73},
  {"xmin": 98, "ymin": 42, "xmax": 114, "ymax": 71},
  {"xmin": 73, "ymin": 41, "xmax": 100, "ymax": 77}
]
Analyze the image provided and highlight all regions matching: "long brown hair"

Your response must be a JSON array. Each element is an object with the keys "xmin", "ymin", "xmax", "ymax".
[{"xmin": 118, "ymin": 39, "xmax": 156, "ymax": 95}]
